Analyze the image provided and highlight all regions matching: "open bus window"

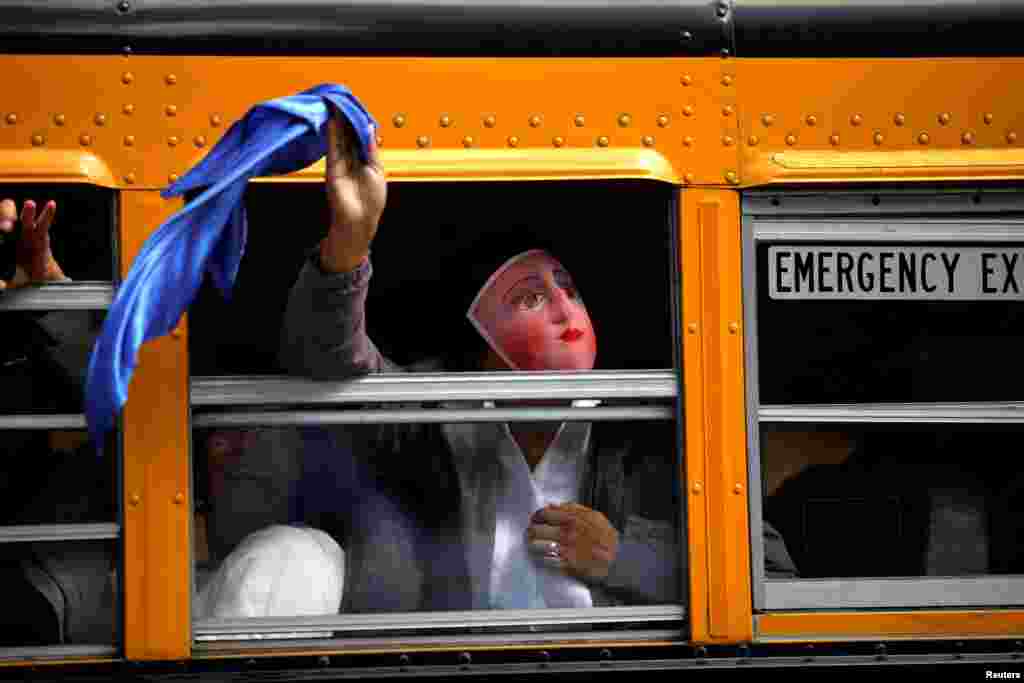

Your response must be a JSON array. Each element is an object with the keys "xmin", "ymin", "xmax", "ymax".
[
  {"xmin": 188, "ymin": 180, "xmax": 689, "ymax": 641},
  {"xmin": 0, "ymin": 187, "xmax": 115, "ymax": 284},
  {"xmin": 745, "ymin": 189, "xmax": 1024, "ymax": 611}
]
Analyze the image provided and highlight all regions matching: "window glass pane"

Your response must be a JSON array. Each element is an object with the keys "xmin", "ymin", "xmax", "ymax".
[
  {"xmin": 193, "ymin": 420, "xmax": 683, "ymax": 620},
  {"xmin": 0, "ymin": 186, "xmax": 115, "ymax": 283},
  {"xmin": 189, "ymin": 181, "xmax": 676, "ymax": 375},
  {"xmin": 762, "ymin": 423, "xmax": 1022, "ymax": 580},
  {"xmin": 0, "ymin": 540, "xmax": 118, "ymax": 647},
  {"xmin": 755, "ymin": 243, "xmax": 1024, "ymax": 404}
]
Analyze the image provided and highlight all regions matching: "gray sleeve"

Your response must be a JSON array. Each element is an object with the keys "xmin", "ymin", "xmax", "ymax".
[
  {"xmin": 599, "ymin": 515, "xmax": 681, "ymax": 605},
  {"xmin": 280, "ymin": 252, "xmax": 399, "ymax": 379}
]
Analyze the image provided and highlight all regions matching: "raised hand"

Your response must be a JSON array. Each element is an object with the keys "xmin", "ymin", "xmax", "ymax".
[
  {"xmin": 527, "ymin": 502, "xmax": 620, "ymax": 583},
  {"xmin": 320, "ymin": 110, "xmax": 386, "ymax": 273},
  {"xmin": 0, "ymin": 198, "xmax": 66, "ymax": 290}
]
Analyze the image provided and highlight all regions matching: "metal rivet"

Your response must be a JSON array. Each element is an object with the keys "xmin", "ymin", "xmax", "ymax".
[
  {"xmin": 318, "ymin": 656, "xmax": 330, "ymax": 667},
  {"xmin": 641, "ymin": 135, "xmax": 654, "ymax": 147},
  {"xmin": 722, "ymin": 135, "xmax": 734, "ymax": 147},
  {"xmin": 117, "ymin": 0, "xmax": 130, "ymax": 12},
  {"xmin": 439, "ymin": 114, "xmax": 451, "ymax": 128},
  {"xmin": 31, "ymin": 134, "xmax": 44, "ymax": 147},
  {"xmin": 918, "ymin": 132, "xmax": 930, "ymax": 145},
  {"xmin": 683, "ymin": 105, "xmax": 695, "ymax": 117},
  {"xmin": 683, "ymin": 136, "xmax": 694, "ymax": 147},
  {"xmin": 683, "ymin": 172, "xmax": 695, "ymax": 184},
  {"xmin": 1008, "ymin": 131, "xmax": 1019, "ymax": 144},
  {"xmin": 894, "ymin": 113, "xmax": 906, "ymax": 126},
  {"xmin": 721, "ymin": 47, "xmax": 730, "ymax": 58},
  {"xmin": 873, "ymin": 131, "xmax": 884, "ymax": 145},
  {"xmin": 984, "ymin": 113, "xmax": 994, "ymax": 125},
  {"xmin": 716, "ymin": 4, "xmax": 728, "ymax": 17},
  {"xmin": 692, "ymin": 482, "xmax": 702, "ymax": 494},
  {"xmin": 761, "ymin": 113, "xmax": 774, "ymax": 127},
  {"xmin": 507, "ymin": 135, "xmax": 519, "ymax": 148},
  {"xmin": 375, "ymin": 135, "xmax": 383, "ymax": 146},
  {"xmin": 121, "ymin": 72, "xmax": 134, "ymax": 84},
  {"xmin": 194, "ymin": 135, "xmax": 206, "ymax": 148},
  {"xmin": 553, "ymin": 136, "xmax": 565, "ymax": 147},
  {"xmin": 747, "ymin": 135, "xmax": 759, "ymax": 146},
  {"xmin": 962, "ymin": 131, "xmax": 975, "ymax": 145},
  {"xmin": 687, "ymin": 322, "xmax": 698, "ymax": 334},
  {"xmin": 416, "ymin": 135, "xmax": 430, "ymax": 148},
  {"xmin": 722, "ymin": 105, "xmax": 734, "ymax": 117},
  {"xmin": 484, "ymin": 115, "xmax": 497, "ymax": 128},
  {"xmin": 725, "ymin": 171, "xmax": 738, "ymax": 185},
  {"xmin": 574, "ymin": 114, "xmax": 585, "ymax": 127},
  {"xmin": 124, "ymin": 172, "xmax": 136, "ymax": 184},
  {"xmin": 785, "ymin": 134, "xmax": 797, "ymax": 146},
  {"xmin": 165, "ymin": 105, "xmax": 177, "ymax": 117},
  {"xmin": 618, "ymin": 114, "xmax": 631, "ymax": 127},
  {"xmin": 596, "ymin": 135, "xmax": 609, "ymax": 147},
  {"xmin": 657, "ymin": 114, "xmax": 669, "ymax": 128},
  {"xmin": 170, "ymin": 326, "xmax": 182, "ymax": 339},
  {"xmin": 681, "ymin": 30, "xmax": 693, "ymax": 41},
  {"xmin": 79, "ymin": 134, "xmax": 92, "ymax": 146},
  {"xmin": 122, "ymin": 104, "xmax": 134, "ymax": 115},
  {"xmin": 850, "ymin": 113, "xmax": 863, "ymax": 126},
  {"xmin": 734, "ymin": 483, "xmax": 743, "ymax": 494},
  {"xmin": 94, "ymin": 113, "xmax": 107, "ymax": 126},
  {"xmin": 167, "ymin": 136, "xmax": 179, "ymax": 147},
  {"xmin": 529, "ymin": 115, "xmax": 542, "ymax": 128},
  {"xmin": 938, "ymin": 112, "xmax": 951, "ymax": 125},
  {"xmin": 53, "ymin": 113, "xmax": 66, "ymax": 126},
  {"xmin": 165, "ymin": 73, "xmax": 177, "ymax": 85},
  {"xmin": 680, "ymin": 74, "xmax": 692, "ymax": 86},
  {"xmin": 462, "ymin": 136, "xmax": 474, "ymax": 148},
  {"xmin": 129, "ymin": 493, "xmax": 141, "ymax": 506},
  {"xmin": 122, "ymin": 45, "xmax": 132, "ymax": 55},
  {"xmin": 210, "ymin": 114, "xmax": 222, "ymax": 127},
  {"xmin": 728, "ymin": 322, "xmax": 739, "ymax": 333},
  {"xmin": 124, "ymin": 135, "xmax": 135, "ymax": 146},
  {"xmin": 169, "ymin": 173, "xmax": 179, "ymax": 183},
  {"xmin": 830, "ymin": 133, "xmax": 840, "ymax": 146},
  {"xmin": 174, "ymin": 492, "xmax": 184, "ymax": 504},
  {"xmin": 393, "ymin": 114, "xmax": 406, "ymax": 128},
  {"xmin": 721, "ymin": 74, "xmax": 733, "ymax": 86}
]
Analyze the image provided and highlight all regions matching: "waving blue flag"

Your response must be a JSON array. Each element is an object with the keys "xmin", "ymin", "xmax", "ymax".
[{"xmin": 85, "ymin": 83, "xmax": 377, "ymax": 446}]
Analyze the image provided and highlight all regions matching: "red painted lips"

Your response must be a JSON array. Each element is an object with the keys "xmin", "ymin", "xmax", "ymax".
[{"xmin": 560, "ymin": 328, "xmax": 584, "ymax": 342}]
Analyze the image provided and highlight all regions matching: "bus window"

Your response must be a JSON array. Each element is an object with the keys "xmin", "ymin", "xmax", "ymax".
[
  {"xmin": 744, "ymin": 189, "xmax": 1024, "ymax": 610},
  {"xmin": 188, "ymin": 180, "xmax": 688, "ymax": 643},
  {"xmin": 0, "ymin": 187, "xmax": 119, "ymax": 653}
]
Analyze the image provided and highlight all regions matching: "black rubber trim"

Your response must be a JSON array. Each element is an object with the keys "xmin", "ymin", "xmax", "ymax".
[
  {"xmin": 734, "ymin": 0, "xmax": 1024, "ymax": 58},
  {"xmin": 0, "ymin": 0, "xmax": 728, "ymax": 57}
]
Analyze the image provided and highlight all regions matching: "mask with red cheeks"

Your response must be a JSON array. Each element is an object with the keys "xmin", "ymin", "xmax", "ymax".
[{"xmin": 468, "ymin": 250, "xmax": 597, "ymax": 371}]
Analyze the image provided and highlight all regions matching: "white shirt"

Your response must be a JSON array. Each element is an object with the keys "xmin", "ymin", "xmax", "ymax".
[{"xmin": 443, "ymin": 406, "xmax": 594, "ymax": 609}]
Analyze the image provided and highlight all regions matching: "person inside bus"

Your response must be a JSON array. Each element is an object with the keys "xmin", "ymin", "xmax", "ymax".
[
  {"xmin": 269, "ymin": 112, "xmax": 796, "ymax": 612},
  {"xmin": 0, "ymin": 197, "xmax": 116, "ymax": 645}
]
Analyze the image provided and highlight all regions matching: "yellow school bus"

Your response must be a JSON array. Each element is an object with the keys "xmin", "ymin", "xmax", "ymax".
[{"xmin": 0, "ymin": 0, "xmax": 1023, "ymax": 678}]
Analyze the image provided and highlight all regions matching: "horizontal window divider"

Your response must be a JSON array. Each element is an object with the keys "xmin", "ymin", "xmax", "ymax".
[
  {"xmin": 0, "ymin": 414, "xmax": 86, "ymax": 430},
  {"xmin": 744, "ymin": 191, "xmax": 1024, "ymax": 217},
  {"xmin": 0, "ymin": 283, "xmax": 113, "ymax": 311},
  {"xmin": 752, "ymin": 220, "xmax": 1024, "ymax": 243},
  {"xmin": 192, "ymin": 405, "xmax": 674, "ymax": 427},
  {"xmin": 0, "ymin": 523, "xmax": 119, "ymax": 543},
  {"xmin": 760, "ymin": 402, "xmax": 1024, "ymax": 424},
  {"xmin": 195, "ymin": 628, "xmax": 682, "ymax": 649},
  {"xmin": 191, "ymin": 371, "xmax": 678, "ymax": 406},
  {"xmin": 0, "ymin": 644, "xmax": 117, "ymax": 660},
  {"xmin": 194, "ymin": 605, "xmax": 684, "ymax": 638},
  {"xmin": 764, "ymin": 577, "xmax": 1024, "ymax": 611}
]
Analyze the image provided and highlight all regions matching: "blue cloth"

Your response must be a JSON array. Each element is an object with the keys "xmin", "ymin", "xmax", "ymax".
[{"xmin": 84, "ymin": 83, "xmax": 377, "ymax": 445}]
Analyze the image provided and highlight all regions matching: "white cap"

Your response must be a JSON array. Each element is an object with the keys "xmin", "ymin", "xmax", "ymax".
[{"xmin": 196, "ymin": 525, "xmax": 345, "ymax": 621}]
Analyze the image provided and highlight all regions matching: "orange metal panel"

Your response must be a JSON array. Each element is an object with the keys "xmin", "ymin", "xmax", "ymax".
[
  {"xmin": 735, "ymin": 58, "xmax": 1024, "ymax": 186},
  {"xmin": 756, "ymin": 611, "xmax": 1024, "ymax": 643},
  {"xmin": 681, "ymin": 189, "xmax": 708, "ymax": 644},
  {"xmin": 120, "ymin": 190, "xmax": 191, "ymax": 660},
  {"xmin": 685, "ymin": 189, "xmax": 752, "ymax": 644}
]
